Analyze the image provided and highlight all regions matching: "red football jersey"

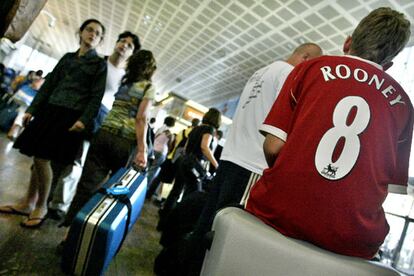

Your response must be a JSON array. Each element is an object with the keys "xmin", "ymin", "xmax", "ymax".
[{"xmin": 246, "ymin": 55, "xmax": 414, "ymax": 259}]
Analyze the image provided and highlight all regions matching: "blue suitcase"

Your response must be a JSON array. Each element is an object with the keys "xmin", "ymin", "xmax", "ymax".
[{"xmin": 62, "ymin": 167, "xmax": 147, "ymax": 275}]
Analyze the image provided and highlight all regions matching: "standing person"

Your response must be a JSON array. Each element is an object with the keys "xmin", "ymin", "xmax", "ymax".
[
  {"xmin": 171, "ymin": 117, "xmax": 201, "ymax": 162},
  {"xmin": 0, "ymin": 66, "xmax": 16, "ymax": 96},
  {"xmin": 154, "ymin": 109, "xmax": 221, "ymax": 275},
  {"xmin": 159, "ymin": 108, "xmax": 221, "ymax": 228},
  {"xmin": 246, "ymin": 7, "xmax": 412, "ymax": 259},
  {"xmin": 6, "ymin": 72, "xmax": 44, "ymax": 140},
  {"xmin": 192, "ymin": 43, "xmax": 322, "ymax": 238},
  {"xmin": 48, "ymin": 31, "xmax": 141, "ymax": 220},
  {"xmin": 146, "ymin": 116, "xmax": 176, "ymax": 186},
  {"xmin": 149, "ymin": 117, "xmax": 157, "ymax": 130},
  {"xmin": 0, "ymin": 19, "xmax": 107, "ymax": 228},
  {"xmin": 93, "ymin": 31, "xmax": 141, "ymax": 132},
  {"xmin": 146, "ymin": 117, "xmax": 201, "ymax": 200},
  {"xmin": 61, "ymin": 49, "xmax": 157, "ymax": 229}
]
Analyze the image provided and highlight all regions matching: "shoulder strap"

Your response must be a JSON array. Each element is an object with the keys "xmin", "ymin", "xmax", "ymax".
[
  {"xmin": 97, "ymin": 188, "xmax": 132, "ymax": 255},
  {"xmin": 155, "ymin": 130, "xmax": 167, "ymax": 139},
  {"xmin": 143, "ymin": 83, "xmax": 151, "ymax": 94},
  {"xmin": 116, "ymin": 195, "xmax": 132, "ymax": 254}
]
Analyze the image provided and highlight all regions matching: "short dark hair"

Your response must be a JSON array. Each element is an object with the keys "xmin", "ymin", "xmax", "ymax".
[
  {"xmin": 79, "ymin": 19, "xmax": 105, "ymax": 43},
  {"xmin": 351, "ymin": 7, "xmax": 410, "ymax": 65},
  {"xmin": 202, "ymin": 108, "xmax": 221, "ymax": 129},
  {"xmin": 164, "ymin": 116, "xmax": 176, "ymax": 127},
  {"xmin": 191, "ymin": 118, "xmax": 201, "ymax": 127},
  {"xmin": 117, "ymin": 31, "xmax": 141, "ymax": 53}
]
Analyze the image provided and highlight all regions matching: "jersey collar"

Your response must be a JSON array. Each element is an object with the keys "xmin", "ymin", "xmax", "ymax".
[{"xmin": 344, "ymin": 55, "xmax": 383, "ymax": 71}]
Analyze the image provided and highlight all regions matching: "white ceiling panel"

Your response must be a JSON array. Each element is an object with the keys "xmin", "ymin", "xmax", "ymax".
[{"xmin": 23, "ymin": 0, "xmax": 414, "ymax": 108}]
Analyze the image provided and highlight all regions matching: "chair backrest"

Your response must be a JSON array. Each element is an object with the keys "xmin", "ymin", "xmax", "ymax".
[{"xmin": 201, "ymin": 207, "xmax": 400, "ymax": 276}]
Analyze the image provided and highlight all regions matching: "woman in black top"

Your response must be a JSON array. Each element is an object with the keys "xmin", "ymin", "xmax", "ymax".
[
  {"xmin": 159, "ymin": 108, "xmax": 221, "ymax": 226},
  {"xmin": 0, "ymin": 19, "xmax": 107, "ymax": 228}
]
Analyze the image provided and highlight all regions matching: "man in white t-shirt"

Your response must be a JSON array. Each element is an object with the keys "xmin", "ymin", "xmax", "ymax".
[
  {"xmin": 192, "ymin": 43, "xmax": 322, "ymax": 238},
  {"xmin": 95, "ymin": 31, "xmax": 141, "ymax": 131},
  {"xmin": 48, "ymin": 31, "xmax": 141, "ymax": 220},
  {"xmin": 146, "ymin": 116, "xmax": 176, "ymax": 185}
]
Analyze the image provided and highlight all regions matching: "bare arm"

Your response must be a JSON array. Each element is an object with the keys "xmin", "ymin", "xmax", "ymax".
[
  {"xmin": 263, "ymin": 133, "xmax": 285, "ymax": 167},
  {"xmin": 134, "ymin": 98, "xmax": 152, "ymax": 169},
  {"xmin": 201, "ymin": 133, "xmax": 219, "ymax": 169}
]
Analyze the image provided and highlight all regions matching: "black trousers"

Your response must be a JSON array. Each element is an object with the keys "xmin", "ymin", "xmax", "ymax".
[{"xmin": 62, "ymin": 130, "xmax": 135, "ymax": 227}]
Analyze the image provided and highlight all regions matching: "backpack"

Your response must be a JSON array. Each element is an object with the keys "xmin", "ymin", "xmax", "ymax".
[{"xmin": 176, "ymin": 129, "xmax": 188, "ymax": 149}]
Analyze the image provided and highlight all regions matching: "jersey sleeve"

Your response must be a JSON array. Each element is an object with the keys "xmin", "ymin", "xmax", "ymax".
[
  {"xmin": 389, "ymin": 112, "xmax": 414, "ymax": 194},
  {"xmin": 259, "ymin": 63, "xmax": 307, "ymax": 141}
]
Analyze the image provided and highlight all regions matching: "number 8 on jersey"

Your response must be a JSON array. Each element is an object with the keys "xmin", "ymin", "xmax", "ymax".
[{"xmin": 315, "ymin": 96, "xmax": 370, "ymax": 180}]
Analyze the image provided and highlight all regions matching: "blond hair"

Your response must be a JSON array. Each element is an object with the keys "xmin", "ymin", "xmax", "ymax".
[
  {"xmin": 293, "ymin": 43, "xmax": 322, "ymax": 55},
  {"xmin": 351, "ymin": 7, "xmax": 410, "ymax": 65}
]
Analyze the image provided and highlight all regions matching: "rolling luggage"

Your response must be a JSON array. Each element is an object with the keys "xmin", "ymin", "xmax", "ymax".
[{"xmin": 62, "ymin": 167, "xmax": 147, "ymax": 276}]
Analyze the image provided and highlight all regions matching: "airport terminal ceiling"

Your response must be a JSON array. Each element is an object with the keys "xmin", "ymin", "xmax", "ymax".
[{"xmin": 24, "ymin": 0, "xmax": 414, "ymax": 107}]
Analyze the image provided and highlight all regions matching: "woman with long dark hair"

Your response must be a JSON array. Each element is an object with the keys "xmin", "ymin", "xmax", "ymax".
[
  {"xmin": 61, "ymin": 49, "xmax": 157, "ymax": 227},
  {"xmin": 158, "ymin": 108, "xmax": 221, "ymax": 226},
  {"xmin": 0, "ymin": 19, "xmax": 107, "ymax": 228}
]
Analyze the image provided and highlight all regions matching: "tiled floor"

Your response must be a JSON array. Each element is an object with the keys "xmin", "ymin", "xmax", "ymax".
[{"xmin": 0, "ymin": 133, "xmax": 161, "ymax": 275}]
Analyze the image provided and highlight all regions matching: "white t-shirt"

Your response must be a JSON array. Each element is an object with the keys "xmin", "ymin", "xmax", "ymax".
[
  {"xmin": 221, "ymin": 60, "xmax": 294, "ymax": 175},
  {"xmin": 101, "ymin": 60, "xmax": 125, "ymax": 110}
]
